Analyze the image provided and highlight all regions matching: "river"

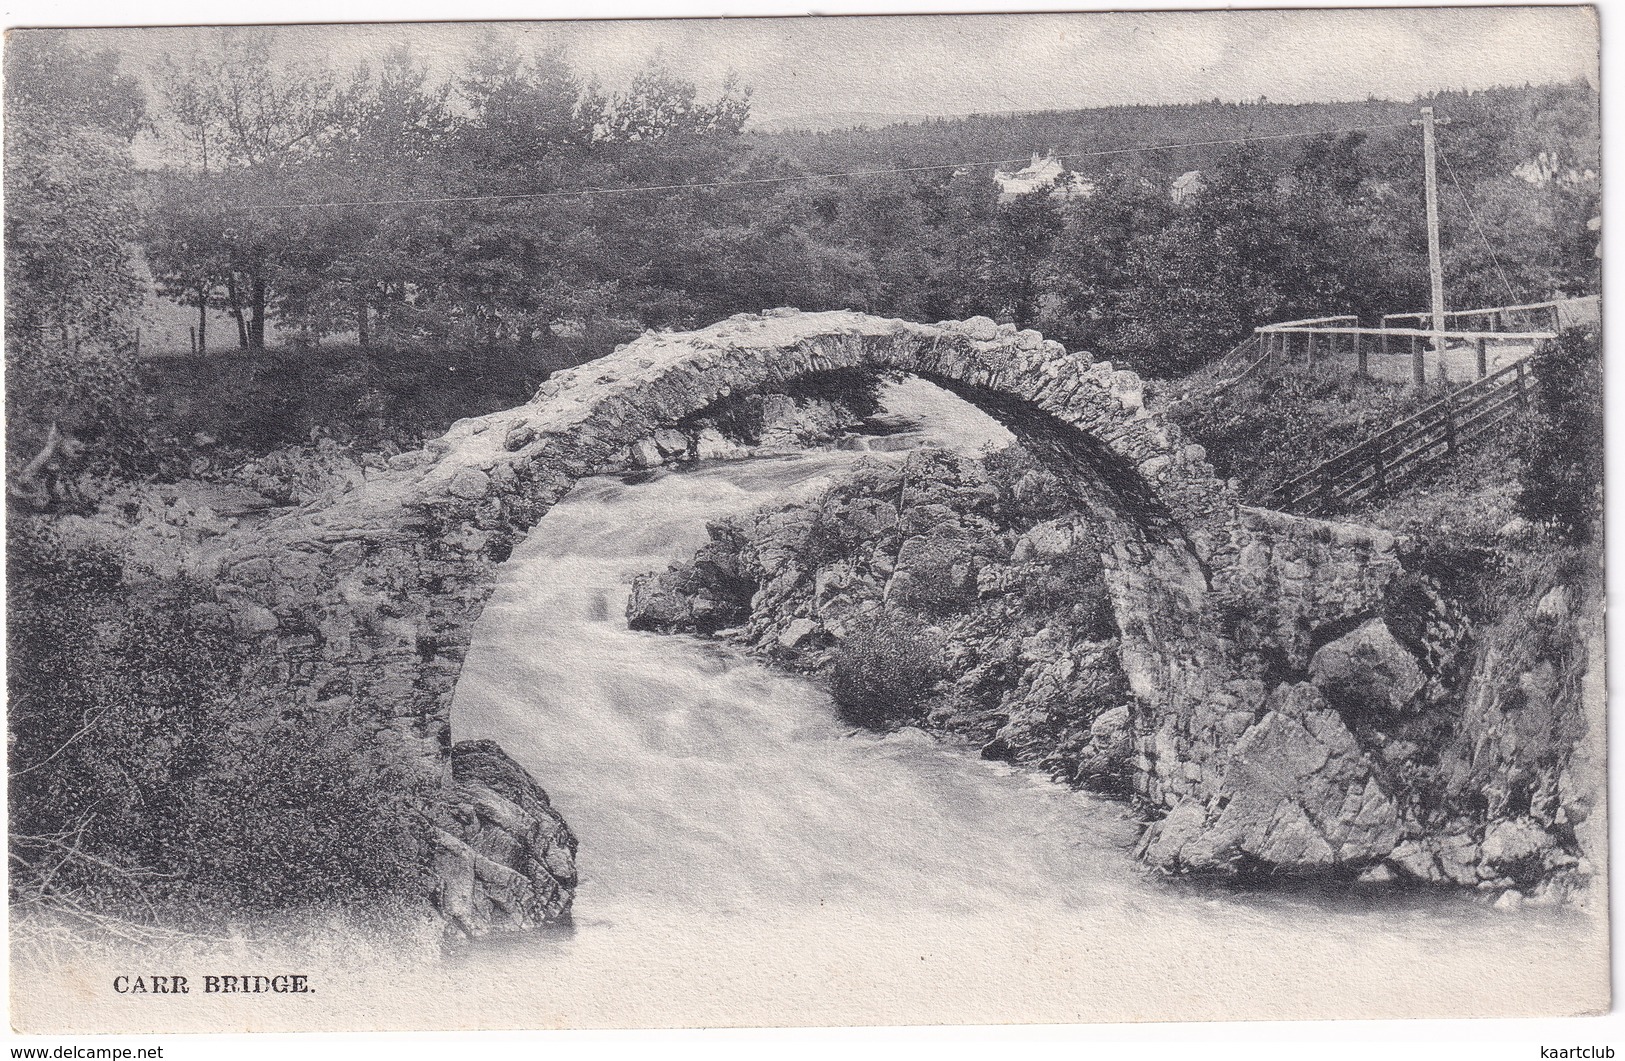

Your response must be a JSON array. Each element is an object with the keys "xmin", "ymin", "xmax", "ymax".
[{"xmin": 443, "ymin": 378, "xmax": 1608, "ymax": 1027}]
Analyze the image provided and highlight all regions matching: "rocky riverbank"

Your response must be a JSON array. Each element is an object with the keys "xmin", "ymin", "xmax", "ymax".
[
  {"xmin": 628, "ymin": 443, "xmax": 1604, "ymax": 905},
  {"xmin": 630, "ymin": 444, "xmax": 1141, "ymax": 791},
  {"xmin": 431, "ymin": 740, "xmax": 579, "ymax": 936}
]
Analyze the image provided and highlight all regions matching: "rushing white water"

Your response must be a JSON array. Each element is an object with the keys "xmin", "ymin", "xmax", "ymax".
[{"xmin": 438, "ymin": 378, "xmax": 1608, "ymax": 1027}]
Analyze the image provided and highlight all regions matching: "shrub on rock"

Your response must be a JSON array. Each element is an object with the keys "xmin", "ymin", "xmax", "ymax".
[{"xmin": 830, "ymin": 612, "xmax": 948, "ymax": 729}]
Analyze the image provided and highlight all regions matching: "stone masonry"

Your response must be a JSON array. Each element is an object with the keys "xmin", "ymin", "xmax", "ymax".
[{"xmin": 194, "ymin": 308, "xmax": 1429, "ymax": 917}]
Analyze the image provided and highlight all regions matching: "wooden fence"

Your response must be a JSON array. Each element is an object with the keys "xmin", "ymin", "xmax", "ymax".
[
  {"xmin": 1380, "ymin": 295, "xmax": 1599, "ymax": 336},
  {"xmin": 1254, "ymin": 321, "xmax": 1553, "ymax": 387},
  {"xmin": 1267, "ymin": 356, "xmax": 1538, "ymax": 515},
  {"xmin": 1168, "ymin": 333, "xmax": 1267, "ymax": 402}
]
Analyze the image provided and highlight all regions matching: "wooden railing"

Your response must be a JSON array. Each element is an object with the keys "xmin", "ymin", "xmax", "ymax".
[
  {"xmin": 1267, "ymin": 356, "xmax": 1537, "ymax": 515},
  {"xmin": 1254, "ymin": 323, "xmax": 1547, "ymax": 380},
  {"xmin": 1380, "ymin": 295, "xmax": 1598, "ymax": 335},
  {"xmin": 1169, "ymin": 333, "xmax": 1267, "ymax": 402}
]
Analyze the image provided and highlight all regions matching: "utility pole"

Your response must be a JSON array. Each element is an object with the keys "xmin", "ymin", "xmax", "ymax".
[{"xmin": 1411, "ymin": 105, "xmax": 1451, "ymax": 392}]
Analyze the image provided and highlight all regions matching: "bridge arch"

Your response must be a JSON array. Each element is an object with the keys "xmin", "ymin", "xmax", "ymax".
[{"xmin": 211, "ymin": 310, "xmax": 1244, "ymax": 816}]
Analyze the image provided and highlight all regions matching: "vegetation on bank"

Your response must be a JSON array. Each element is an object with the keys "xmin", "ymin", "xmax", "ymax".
[
  {"xmin": 7, "ymin": 525, "xmax": 431, "ymax": 932},
  {"xmin": 1168, "ymin": 371, "xmax": 1431, "ymax": 505}
]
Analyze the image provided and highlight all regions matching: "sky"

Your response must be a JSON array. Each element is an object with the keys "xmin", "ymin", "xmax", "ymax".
[{"xmin": 48, "ymin": 7, "xmax": 1601, "ymax": 127}]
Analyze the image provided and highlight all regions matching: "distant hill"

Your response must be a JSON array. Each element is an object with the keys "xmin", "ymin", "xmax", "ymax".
[
  {"xmin": 745, "ymin": 82, "xmax": 1599, "ymax": 182},
  {"xmin": 748, "ymin": 110, "xmax": 951, "ymax": 133}
]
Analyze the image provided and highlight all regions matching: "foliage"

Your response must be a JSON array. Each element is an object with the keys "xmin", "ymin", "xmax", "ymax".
[
  {"xmin": 4, "ymin": 33, "xmax": 148, "ymax": 465},
  {"xmin": 1349, "ymin": 435, "xmax": 1521, "ymax": 549},
  {"xmin": 982, "ymin": 442, "xmax": 1078, "ymax": 523},
  {"xmin": 7, "ymin": 525, "xmax": 427, "ymax": 923},
  {"xmin": 139, "ymin": 32, "xmax": 758, "ymax": 354},
  {"xmin": 829, "ymin": 611, "xmax": 948, "ymax": 729},
  {"xmin": 136, "ymin": 343, "xmax": 548, "ymax": 464},
  {"xmin": 1514, "ymin": 327, "xmax": 1603, "ymax": 539},
  {"xmin": 889, "ymin": 536, "xmax": 977, "ymax": 615},
  {"xmin": 1168, "ymin": 368, "xmax": 1428, "ymax": 503},
  {"xmin": 1016, "ymin": 550, "xmax": 1114, "ymax": 634},
  {"xmin": 112, "ymin": 30, "xmax": 1597, "ymax": 381}
]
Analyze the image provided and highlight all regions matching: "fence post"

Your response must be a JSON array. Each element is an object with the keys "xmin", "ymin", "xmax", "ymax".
[
  {"xmin": 1410, "ymin": 334, "xmax": 1425, "ymax": 392},
  {"xmin": 1380, "ymin": 329, "xmax": 1390, "ymax": 358},
  {"xmin": 1354, "ymin": 331, "xmax": 1366, "ymax": 377},
  {"xmin": 1475, "ymin": 336, "xmax": 1487, "ymax": 379}
]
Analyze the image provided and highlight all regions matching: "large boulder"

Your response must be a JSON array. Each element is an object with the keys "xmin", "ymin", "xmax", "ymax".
[
  {"xmin": 1480, "ymin": 817, "xmax": 1559, "ymax": 885},
  {"xmin": 626, "ymin": 562, "xmax": 754, "ymax": 635},
  {"xmin": 626, "ymin": 569, "xmax": 696, "ymax": 631},
  {"xmin": 431, "ymin": 739, "xmax": 578, "ymax": 937},
  {"xmin": 1139, "ymin": 682, "xmax": 1403, "ymax": 874},
  {"xmin": 1308, "ymin": 618, "xmax": 1426, "ymax": 719},
  {"xmin": 1070, "ymin": 703, "xmax": 1134, "ymax": 791}
]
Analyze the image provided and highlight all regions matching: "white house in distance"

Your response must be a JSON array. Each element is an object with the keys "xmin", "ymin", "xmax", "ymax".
[
  {"xmin": 993, "ymin": 151, "xmax": 1094, "ymax": 202},
  {"xmin": 1171, "ymin": 170, "xmax": 1206, "ymax": 205}
]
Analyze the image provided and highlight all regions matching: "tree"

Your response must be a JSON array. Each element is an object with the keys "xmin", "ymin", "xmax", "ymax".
[
  {"xmin": 988, "ymin": 188, "xmax": 1064, "ymax": 330},
  {"xmin": 1515, "ymin": 327, "xmax": 1603, "ymax": 540},
  {"xmin": 146, "ymin": 30, "xmax": 346, "ymax": 350},
  {"xmin": 1103, "ymin": 153, "xmax": 1288, "ymax": 375},
  {"xmin": 1042, "ymin": 169, "xmax": 1173, "ymax": 349},
  {"xmin": 4, "ymin": 32, "xmax": 147, "ymax": 471},
  {"xmin": 918, "ymin": 168, "xmax": 1001, "ymax": 322}
]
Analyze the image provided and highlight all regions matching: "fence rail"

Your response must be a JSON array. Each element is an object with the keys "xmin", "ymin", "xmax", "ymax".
[
  {"xmin": 1379, "ymin": 295, "xmax": 1598, "ymax": 334},
  {"xmin": 1169, "ymin": 333, "xmax": 1269, "ymax": 402},
  {"xmin": 1267, "ymin": 356, "xmax": 1536, "ymax": 515},
  {"xmin": 1253, "ymin": 320, "xmax": 1554, "ymax": 387}
]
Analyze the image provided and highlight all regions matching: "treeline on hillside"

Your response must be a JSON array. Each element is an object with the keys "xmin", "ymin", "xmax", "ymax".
[
  {"xmin": 753, "ymin": 86, "xmax": 1598, "ymax": 184},
  {"xmin": 4, "ymin": 29, "xmax": 1600, "ymax": 469}
]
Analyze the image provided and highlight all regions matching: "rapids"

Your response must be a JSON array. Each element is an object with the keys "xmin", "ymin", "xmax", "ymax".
[{"xmin": 444, "ymin": 378, "xmax": 1607, "ymax": 1026}]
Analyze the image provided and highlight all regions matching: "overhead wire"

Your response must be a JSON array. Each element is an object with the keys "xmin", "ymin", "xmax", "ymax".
[
  {"xmin": 227, "ymin": 120, "xmax": 1415, "ymax": 212},
  {"xmin": 1436, "ymin": 138, "xmax": 1521, "ymax": 304}
]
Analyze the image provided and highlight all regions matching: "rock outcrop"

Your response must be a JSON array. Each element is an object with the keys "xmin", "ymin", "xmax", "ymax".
[
  {"xmin": 628, "ymin": 447, "xmax": 1138, "ymax": 790},
  {"xmin": 1308, "ymin": 618, "xmax": 1427, "ymax": 718},
  {"xmin": 1138, "ymin": 683, "xmax": 1403, "ymax": 873},
  {"xmin": 431, "ymin": 740, "xmax": 578, "ymax": 937}
]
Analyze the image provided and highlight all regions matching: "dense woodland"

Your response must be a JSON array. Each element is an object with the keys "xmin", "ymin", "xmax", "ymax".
[{"xmin": 4, "ymin": 29, "xmax": 1601, "ymax": 465}]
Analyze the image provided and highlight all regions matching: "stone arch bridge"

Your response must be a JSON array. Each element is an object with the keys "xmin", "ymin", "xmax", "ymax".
[{"xmin": 206, "ymin": 309, "xmax": 1405, "ymax": 923}]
